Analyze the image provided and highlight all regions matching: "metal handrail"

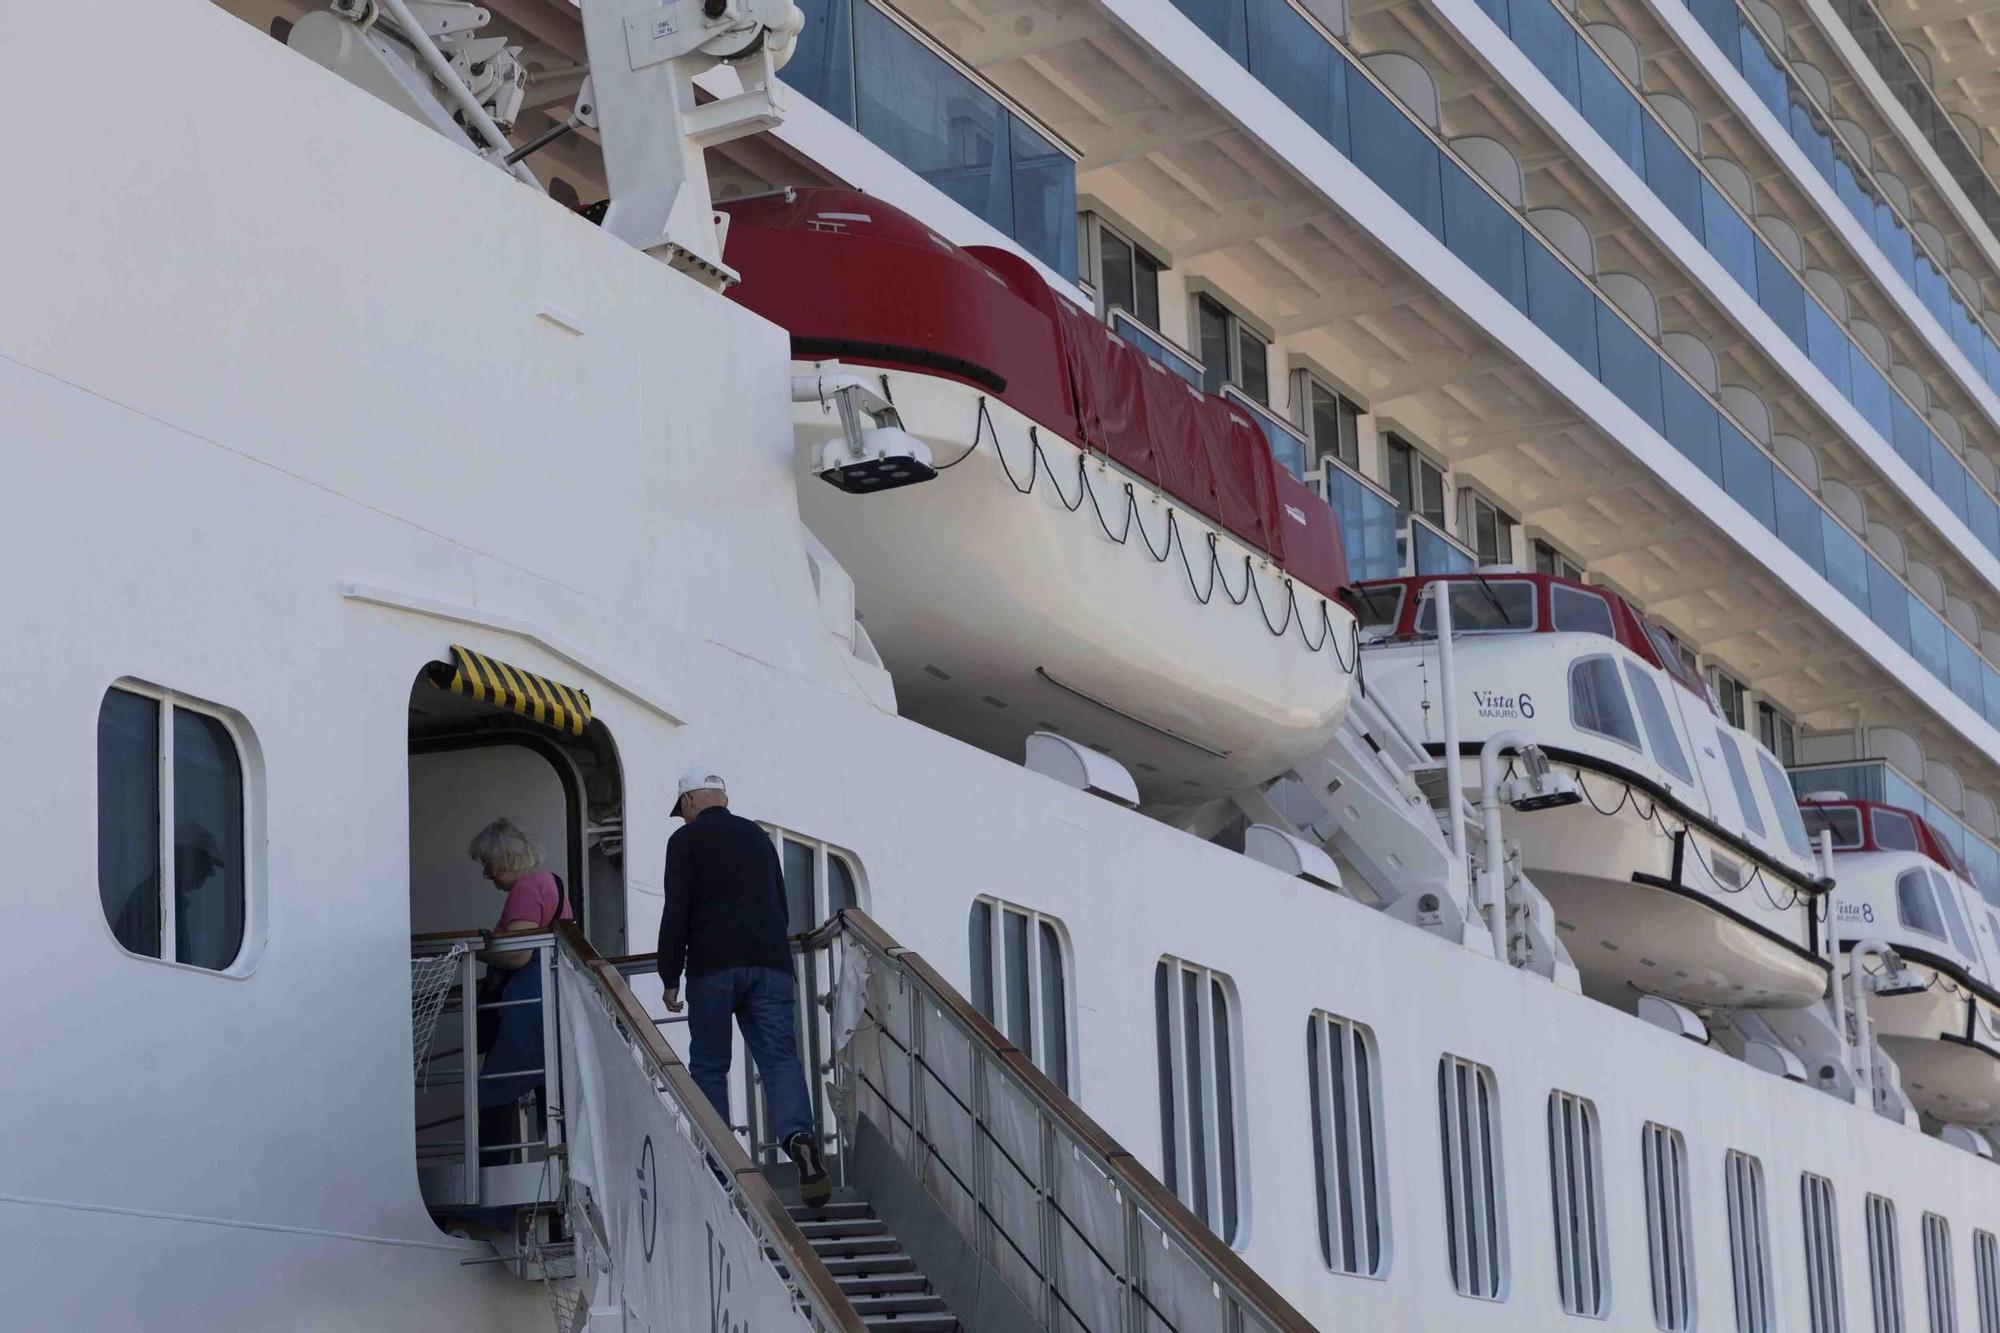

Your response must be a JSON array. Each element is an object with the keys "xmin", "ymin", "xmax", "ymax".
[
  {"xmin": 552, "ymin": 924, "xmax": 869, "ymax": 1333},
  {"xmin": 793, "ymin": 908, "xmax": 1320, "ymax": 1333}
]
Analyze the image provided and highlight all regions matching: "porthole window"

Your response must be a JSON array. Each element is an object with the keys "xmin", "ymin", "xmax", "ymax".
[{"xmin": 97, "ymin": 683, "xmax": 251, "ymax": 971}]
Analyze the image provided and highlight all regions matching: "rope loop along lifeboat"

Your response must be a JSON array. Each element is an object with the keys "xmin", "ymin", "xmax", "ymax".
[
  {"xmin": 719, "ymin": 189, "xmax": 1358, "ymax": 805},
  {"xmin": 1353, "ymin": 573, "xmax": 1830, "ymax": 1010},
  {"xmin": 1801, "ymin": 797, "xmax": 2000, "ymax": 1124}
]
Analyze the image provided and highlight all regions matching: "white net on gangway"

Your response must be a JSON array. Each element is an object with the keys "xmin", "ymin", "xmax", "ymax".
[{"xmin": 411, "ymin": 943, "xmax": 469, "ymax": 1088}]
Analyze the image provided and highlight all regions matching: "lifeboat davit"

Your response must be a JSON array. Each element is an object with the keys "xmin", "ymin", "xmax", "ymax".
[
  {"xmin": 1802, "ymin": 798, "xmax": 2000, "ymax": 1124},
  {"xmin": 1355, "ymin": 574, "xmax": 1829, "ymax": 1010},
  {"xmin": 720, "ymin": 190, "xmax": 1358, "ymax": 804}
]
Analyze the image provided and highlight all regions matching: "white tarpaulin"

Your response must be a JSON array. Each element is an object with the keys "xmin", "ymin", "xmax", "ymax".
[{"xmin": 558, "ymin": 953, "xmax": 817, "ymax": 1332}]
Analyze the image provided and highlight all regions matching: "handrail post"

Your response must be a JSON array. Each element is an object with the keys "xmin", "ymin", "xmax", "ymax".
[
  {"xmin": 1038, "ymin": 1112, "xmax": 1058, "ymax": 1326},
  {"xmin": 460, "ymin": 947, "xmax": 481, "ymax": 1206},
  {"xmin": 540, "ymin": 941, "xmax": 563, "ymax": 1160}
]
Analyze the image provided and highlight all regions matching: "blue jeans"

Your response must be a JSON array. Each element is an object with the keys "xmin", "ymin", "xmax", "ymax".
[{"xmin": 686, "ymin": 966, "xmax": 814, "ymax": 1144}]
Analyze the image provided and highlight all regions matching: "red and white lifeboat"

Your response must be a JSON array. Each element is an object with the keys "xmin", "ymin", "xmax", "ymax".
[
  {"xmin": 720, "ymin": 190, "xmax": 1358, "ymax": 805},
  {"xmin": 1802, "ymin": 798, "xmax": 2000, "ymax": 1123},
  {"xmin": 1355, "ymin": 574, "xmax": 1829, "ymax": 1010}
]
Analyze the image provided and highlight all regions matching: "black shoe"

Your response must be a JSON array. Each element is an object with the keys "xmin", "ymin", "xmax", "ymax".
[{"xmin": 785, "ymin": 1131, "xmax": 832, "ymax": 1207}]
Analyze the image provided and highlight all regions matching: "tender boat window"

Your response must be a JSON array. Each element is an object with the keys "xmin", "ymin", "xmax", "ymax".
[
  {"xmin": 1308, "ymin": 1011, "xmax": 1388, "ymax": 1279},
  {"xmin": 97, "ymin": 684, "xmax": 249, "ymax": 971},
  {"xmin": 1725, "ymin": 1151, "xmax": 1776, "ymax": 1333},
  {"xmin": 1551, "ymin": 584, "xmax": 1616, "ymax": 638},
  {"xmin": 1896, "ymin": 869, "xmax": 1948, "ymax": 940},
  {"xmin": 1570, "ymin": 656, "xmax": 1643, "ymax": 751},
  {"xmin": 1865, "ymin": 1195, "xmax": 1906, "ymax": 1333},
  {"xmin": 1353, "ymin": 585, "xmax": 1406, "ymax": 642},
  {"xmin": 1641, "ymin": 1123, "xmax": 1695, "ymax": 1333},
  {"xmin": 1624, "ymin": 663, "xmax": 1693, "ymax": 784},
  {"xmin": 1415, "ymin": 580, "xmax": 1536, "ymax": 635},
  {"xmin": 1547, "ymin": 1090, "xmax": 1608, "ymax": 1318},
  {"xmin": 970, "ymin": 898, "xmax": 1074, "ymax": 1092},
  {"xmin": 1717, "ymin": 735, "xmax": 1767, "ymax": 838},
  {"xmin": 1155, "ymin": 957, "xmax": 1247, "ymax": 1246},
  {"xmin": 1438, "ymin": 1054, "xmax": 1508, "ymax": 1301},
  {"xmin": 1801, "ymin": 1173, "xmax": 1846, "ymax": 1333},
  {"xmin": 1929, "ymin": 870, "xmax": 1977, "ymax": 959},
  {"xmin": 1801, "ymin": 805, "xmax": 1865, "ymax": 849},
  {"xmin": 1873, "ymin": 810, "xmax": 1921, "ymax": 852},
  {"xmin": 1756, "ymin": 752, "xmax": 1815, "ymax": 859}
]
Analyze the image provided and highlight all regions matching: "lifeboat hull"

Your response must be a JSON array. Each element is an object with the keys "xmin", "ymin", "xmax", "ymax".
[
  {"xmin": 1501, "ymin": 765, "xmax": 1827, "ymax": 1009},
  {"xmin": 795, "ymin": 369, "xmax": 1358, "ymax": 805},
  {"xmin": 1869, "ymin": 964, "xmax": 2000, "ymax": 1122}
]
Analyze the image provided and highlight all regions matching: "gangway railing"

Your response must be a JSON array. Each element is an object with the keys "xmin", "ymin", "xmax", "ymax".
[{"xmin": 796, "ymin": 908, "xmax": 1320, "ymax": 1333}]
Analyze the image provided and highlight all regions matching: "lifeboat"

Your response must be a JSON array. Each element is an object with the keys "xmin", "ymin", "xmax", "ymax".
[
  {"xmin": 1355, "ymin": 573, "xmax": 1830, "ymax": 1010},
  {"xmin": 720, "ymin": 190, "xmax": 1358, "ymax": 804},
  {"xmin": 1801, "ymin": 798, "xmax": 2000, "ymax": 1124}
]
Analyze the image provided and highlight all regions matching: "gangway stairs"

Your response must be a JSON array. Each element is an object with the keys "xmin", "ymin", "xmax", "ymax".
[{"xmin": 548, "ymin": 915, "xmax": 1319, "ymax": 1332}]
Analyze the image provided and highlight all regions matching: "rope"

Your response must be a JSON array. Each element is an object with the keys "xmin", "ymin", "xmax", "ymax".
[{"xmin": 411, "ymin": 943, "xmax": 469, "ymax": 1089}]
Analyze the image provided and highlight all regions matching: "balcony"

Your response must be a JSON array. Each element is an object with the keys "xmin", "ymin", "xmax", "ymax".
[{"xmin": 1790, "ymin": 757, "xmax": 2000, "ymax": 903}]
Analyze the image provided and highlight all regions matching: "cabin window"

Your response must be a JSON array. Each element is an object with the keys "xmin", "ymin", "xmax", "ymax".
[
  {"xmin": 1438, "ymin": 1054, "xmax": 1508, "ymax": 1301},
  {"xmin": 1930, "ymin": 870, "xmax": 1978, "ymax": 959},
  {"xmin": 1719, "ymin": 734, "xmax": 1768, "ymax": 838},
  {"xmin": 774, "ymin": 834, "xmax": 862, "ymax": 932},
  {"xmin": 97, "ymin": 683, "xmax": 250, "ymax": 971},
  {"xmin": 1874, "ymin": 810, "xmax": 1921, "ymax": 852},
  {"xmin": 1301, "ymin": 374, "xmax": 1363, "ymax": 471},
  {"xmin": 1896, "ymin": 869, "xmax": 1948, "ymax": 940},
  {"xmin": 1802, "ymin": 805, "xmax": 1865, "ymax": 849},
  {"xmin": 1974, "ymin": 1229, "xmax": 1999, "ymax": 1333},
  {"xmin": 1552, "ymin": 584, "xmax": 1616, "ymax": 638},
  {"xmin": 1625, "ymin": 663, "xmax": 1694, "ymax": 784},
  {"xmin": 1868, "ymin": 1195, "xmax": 1908, "ymax": 1333},
  {"xmin": 1757, "ymin": 701, "xmax": 1798, "ymax": 766},
  {"xmin": 969, "ymin": 898, "xmax": 1073, "ymax": 1092},
  {"xmin": 1571, "ymin": 656, "xmax": 1642, "ymax": 751},
  {"xmin": 1758, "ymin": 752, "xmax": 1816, "ymax": 858},
  {"xmin": 1643, "ymin": 1123, "xmax": 1696, "ymax": 1332},
  {"xmin": 1922, "ymin": 1213, "xmax": 1958, "ymax": 1333},
  {"xmin": 1535, "ymin": 539, "xmax": 1585, "ymax": 581},
  {"xmin": 1727, "ymin": 1150, "xmax": 1776, "ymax": 1333},
  {"xmin": 1353, "ymin": 585, "xmax": 1407, "ymax": 641},
  {"xmin": 1711, "ymin": 668, "xmax": 1749, "ymax": 729},
  {"xmin": 1415, "ymin": 579, "xmax": 1536, "ymax": 635},
  {"xmin": 1547, "ymin": 1090, "xmax": 1609, "ymax": 1318},
  {"xmin": 1155, "ymin": 957, "xmax": 1246, "ymax": 1245},
  {"xmin": 1308, "ymin": 1011, "xmax": 1388, "ymax": 1278},
  {"xmin": 1195, "ymin": 295, "xmax": 1269, "ymax": 404},
  {"xmin": 1094, "ymin": 221, "xmax": 1162, "ymax": 331},
  {"xmin": 1802, "ymin": 1173, "xmax": 1847, "ymax": 1333},
  {"xmin": 1461, "ymin": 491, "xmax": 1517, "ymax": 566},
  {"xmin": 1386, "ymin": 434, "xmax": 1448, "ymax": 530}
]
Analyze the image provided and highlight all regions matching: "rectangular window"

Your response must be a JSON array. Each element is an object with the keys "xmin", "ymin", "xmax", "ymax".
[
  {"xmin": 1308, "ymin": 1011, "xmax": 1387, "ymax": 1277},
  {"xmin": 1415, "ymin": 579, "xmax": 1537, "ymax": 635},
  {"xmin": 1301, "ymin": 374, "xmax": 1363, "ymax": 471},
  {"xmin": 1438, "ymin": 1054, "xmax": 1508, "ymax": 1300},
  {"xmin": 1535, "ymin": 539, "xmax": 1585, "ymax": 581},
  {"xmin": 1757, "ymin": 701, "xmax": 1798, "ymax": 766},
  {"xmin": 1548, "ymin": 1091, "xmax": 1608, "ymax": 1317},
  {"xmin": 1727, "ymin": 1151, "xmax": 1775, "ymax": 1333},
  {"xmin": 1095, "ymin": 221, "xmax": 1162, "ymax": 331},
  {"xmin": 1194, "ymin": 295, "xmax": 1269, "ymax": 403},
  {"xmin": 97, "ymin": 684, "xmax": 247, "ymax": 971},
  {"xmin": 1643, "ymin": 1123, "xmax": 1696, "ymax": 1331},
  {"xmin": 1571, "ymin": 654, "xmax": 1642, "ymax": 750},
  {"xmin": 969, "ymin": 898, "xmax": 1072, "ymax": 1092},
  {"xmin": 1803, "ymin": 1173, "xmax": 1847, "ymax": 1333},
  {"xmin": 1625, "ymin": 662, "xmax": 1694, "ymax": 785},
  {"xmin": 1385, "ymin": 434, "xmax": 1447, "ymax": 529},
  {"xmin": 1924, "ymin": 1213, "xmax": 1958, "ymax": 1333},
  {"xmin": 1462, "ymin": 491, "xmax": 1517, "ymax": 567},
  {"xmin": 1711, "ymin": 668, "xmax": 1748, "ymax": 729},
  {"xmin": 1974, "ymin": 1230, "xmax": 1999, "ymax": 1333},
  {"xmin": 1553, "ymin": 585, "xmax": 1616, "ymax": 638},
  {"xmin": 1870, "ymin": 1195, "xmax": 1907, "ymax": 1333},
  {"xmin": 1719, "ymin": 733, "xmax": 1767, "ymax": 837},
  {"xmin": 1155, "ymin": 957, "xmax": 1245, "ymax": 1244}
]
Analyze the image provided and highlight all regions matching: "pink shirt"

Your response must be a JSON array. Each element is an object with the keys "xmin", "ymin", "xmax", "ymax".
[{"xmin": 496, "ymin": 870, "xmax": 570, "ymax": 931}]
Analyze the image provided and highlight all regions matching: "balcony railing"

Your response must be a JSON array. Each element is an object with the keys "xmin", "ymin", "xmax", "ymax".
[
  {"xmin": 1322, "ymin": 457, "xmax": 1403, "ymax": 581},
  {"xmin": 1111, "ymin": 308, "xmax": 1206, "ymax": 389},
  {"xmin": 1407, "ymin": 514, "xmax": 1480, "ymax": 575},
  {"xmin": 1224, "ymin": 386, "xmax": 1310, "ymax": 477}
]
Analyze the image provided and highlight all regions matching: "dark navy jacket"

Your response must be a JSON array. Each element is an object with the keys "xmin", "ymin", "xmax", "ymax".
[{"xmin": 657, "ymin": 806, "xmax": 792, "ymax": 990}]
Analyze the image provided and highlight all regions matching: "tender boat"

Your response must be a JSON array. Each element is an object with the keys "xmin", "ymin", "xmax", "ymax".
[
  {"xmin": 719, "ymin": 189, "xmax": 1357, "ymax": 805},
  {"xmin": 1802, "ymin": 797, "xmax": 2000, "ymax": 1125},
  {"xmin": 1355, "ymin": 573, "xmax": 1830, "ymax": 1010}
]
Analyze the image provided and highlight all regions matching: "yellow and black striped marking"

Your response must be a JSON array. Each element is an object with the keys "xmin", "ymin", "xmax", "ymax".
[{"xmin": 439, "ymin": 644, "xmax": 593, "ymax": 737}]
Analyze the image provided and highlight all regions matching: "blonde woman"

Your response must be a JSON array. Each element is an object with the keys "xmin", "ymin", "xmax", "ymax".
[{"xmin": 467, "ymin": 817, "xmax": 570, "ymax": 1163}]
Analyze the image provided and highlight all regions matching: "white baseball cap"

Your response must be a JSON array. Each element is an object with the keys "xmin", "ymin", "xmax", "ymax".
[{"xmin": 676, "ymin": 765, "xmax": 727, "ymax": 799}]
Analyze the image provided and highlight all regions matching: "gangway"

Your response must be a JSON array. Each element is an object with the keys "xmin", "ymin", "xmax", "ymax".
[{"xmin": 429, "ymin": 916, "xmax": 1324, "ymax": 1330}]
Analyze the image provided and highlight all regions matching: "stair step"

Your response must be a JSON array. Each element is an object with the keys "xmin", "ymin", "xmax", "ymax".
[
  {"xmin": 799, "ymin": 1218, "xmax": 889, "ymax": 1241},
  {"xmin": 819, "ymin": 1252, "xmax": 916, "ymax": 1277},
  {"xmin": 809, "ymin": 1234, "xmax": 904, "ymax": 1258},
  {"xmin": 837, "ymin": 1274, "xmax": 931, "ymax": 1297},
  {"xmin": 861, "ymin": 1316, "xmax": 957, "ymax": 1332},
  {"xmin": 851, "ymin": 1292, "xmax": 949, "ymax": 1316},
  {"xmin": 789, "ymin": 1199, "xmax": 873, "ymax": 1222}
]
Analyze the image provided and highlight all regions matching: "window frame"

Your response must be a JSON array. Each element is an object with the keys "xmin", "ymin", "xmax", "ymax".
[
  {"xmin": 1534, "ymin": 538, "xmax": 1586, "ymax": 582},
  {"xmin": 1642, "ymin": 1122, "xmax": 1697, "ymax": 1332},
  {"xmin": 761, "ymin": 826, "xmax": 867, "ymax": 932},
  {"xmin": 1719, "ymin": 733, "xmax": 1769, "ymax": 838},
  {"xmin": 1385, "ymin": 433, "xmax": 1449, "ymax": 531},
  {"xmin": 1922, "ymin": 1212, "xmax": 1958, "ymax": 1333},
  {"xmin": 1090, "ymin": 215, "xmax": 1163, "ymax": 332},
  {"xmin": 1414, "ymin": 579, "xmax": 1538, "ymax": 636},
  {"xmin": 96, "ymin": 679, "xmax": 260, "ymax": 976},
  {"xmin": 1874, "ymin": 810, "xmax": 1921, "ymax": 852},
  {"xmin": 1461, "ymin": 489, "xmax": 1518, "ymax": 568},
  {"xmin": 969, "ymin": 896, "xmax": 1077, "ymax": 1093},
  {"xmin": 1973, "ymin": 1228, "xmax": 1999, "ymax": 1333},
  {"xmin": 1869, "ymin": 1194, "xmax": 1908, "ymax": 1333},
  {"xmin": 1547, "ymin": 1089, "xmax": 1610, "ymax": 1319},
  {"xmin": 1308, "ymin": 1010, "xmax": 1390, "ymax": 1279},
  {"xmin": 1155, "ymin": 955, "xmax": 1250, "ymax": 1247},
  {"xmin": 1438, "ymin": 1052, "xmax": 1509, "ymax": 1302},
  {"xmin": 1570, "ymin": 653, "xmax": 1644, "ymax": 753},
  {"xmin": 1296, "ymin": 369, "xmax": 1364, "ymax": 473},
  {"xmin": 1194, "ymin": 293, "xmax": 1271, "ymax": 405},
  {"xmin": 1552, "ymin": 584, "xmax": 1617, "ymax": 638},
  {"xmin": 1624, "ymin": 661, "xmax": 1695, "ymax": 786},
  {"xmin": 1726, "ymin": 1150, "xmax": 1776, "ymax": 1333},
  {"xmin": 1802, "ymin": 1172, "xmax": 1847, "ymax": 1333}
]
